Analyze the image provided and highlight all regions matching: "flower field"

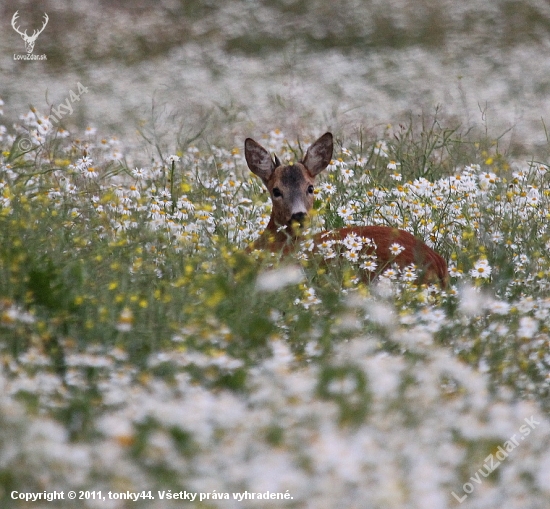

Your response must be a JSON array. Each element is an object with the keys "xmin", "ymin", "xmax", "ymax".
[{"xmin": 1, "ymin": 106, "xmax": 550, "ymax": 508}]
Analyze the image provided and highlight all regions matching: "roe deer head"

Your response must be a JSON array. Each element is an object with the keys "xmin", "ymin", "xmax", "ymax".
[
  {"xmin": 245, "ymin": 132, "xmax": 332, "ymax": 243},
  {"xmin": 244, "ymin": 132, "xmax": 448, "ymax": 287}
]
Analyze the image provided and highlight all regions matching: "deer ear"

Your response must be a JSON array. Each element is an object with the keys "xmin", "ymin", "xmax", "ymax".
[
  {"xmin": 245, "ymin": 138, "xmax": 276, "ymax": 184},
  {"xmin": 302, "ymin": 132, "xmax": 333, "ymax": 176}
]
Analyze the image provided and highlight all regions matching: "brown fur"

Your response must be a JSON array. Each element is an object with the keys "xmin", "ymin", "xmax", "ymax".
[
  {"xmin": 315, "ymin": 226, "xmax": 449, "ymax": 286},
  {"xmin": 245, "ymin": 132, "xmax": 448, "ymax": 287}
]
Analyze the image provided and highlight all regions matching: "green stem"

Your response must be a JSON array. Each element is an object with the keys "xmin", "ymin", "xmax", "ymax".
[{"xmin": 170, "ymin": 160, "xmax": 176, "ymax": 214}]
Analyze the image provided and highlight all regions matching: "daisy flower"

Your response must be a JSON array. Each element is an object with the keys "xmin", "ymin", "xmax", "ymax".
[
  {"xmin": 387, "ymin": 160, "xmax": 400, "ymax": 170},
  {"xmin": 360, "ymin": 259, "xmax": 378, "ymax": 272},
  {"xmin": 470, "ymin": 258, "xmax": 492, "ymax": 279},
  {"xmin": 342, "ymin": 233, "xmax": 363, "ymax": 251},
  {"xmin": 344, "ymin": 250, "xmax": 360, "ymax": 262},
  {"xmin": 320, "ymin": 182, "xmax": 337, "ymax": 195},
  {"xmin": 389, "ymin": 243, "xmax": 405, "ymax": 256}
]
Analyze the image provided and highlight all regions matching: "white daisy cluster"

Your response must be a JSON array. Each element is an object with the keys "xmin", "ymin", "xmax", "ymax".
[
  {"xmin": 0, "ymin": 112, "xmax": 550, "ymax": 507},
  {"xmin": 1, "ymin": 332, "xmax": 550, "ymax": 508}
]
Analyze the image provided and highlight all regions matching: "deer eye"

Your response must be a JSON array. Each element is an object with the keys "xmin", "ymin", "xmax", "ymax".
[
  {"xmin": 272, "ymin": 187, "xmax": 283, "ymax": 198},
  {"xmin": 307, "ymin": 185, "xmax": 314, "ymax": 194}
]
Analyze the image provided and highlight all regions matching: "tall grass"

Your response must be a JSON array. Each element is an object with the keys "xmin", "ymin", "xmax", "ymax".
[{"xmin": 1, "ymin": 108, "xmax": 550, "ymax": 507}]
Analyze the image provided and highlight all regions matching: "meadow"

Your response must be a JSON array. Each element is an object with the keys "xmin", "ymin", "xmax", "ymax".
[
  {"xmin": 4, "ymin": 0, "xmax": 550, "ymax": 154},
  {"xmin": 1, "ymin": 104, "xmax": 550, "ymax": 508}
]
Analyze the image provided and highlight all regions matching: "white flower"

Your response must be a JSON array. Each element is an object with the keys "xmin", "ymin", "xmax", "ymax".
[
  {"xmin": 360, "ymin": 259, "xmax": 377, "ymax": 272},
  {"xmin": 326, "ymin": 160, "xmax": 338, "ymax": 171},
  {"xmin": 448, "ymin": 264, "xmax": 463, "ymax": 278},
  {"xmin": 373, "ymin": 140, "xmax": 389, "ymax": 157},
  {"xmin": 327, "ymin": 376, "xmax": 357, "ymax": 395},
  {"xmin": 512, "ymin": 169, "xmax": 528, "ymax": 181},
  {"xmin": 381, "ymin": 267, "xmax": 398, "ymax": 280},
  {"xmin": 115, "ymin": 307, "xmax": 134, "ymax": 332},
  {"xmin": 76, "ymin": 155, "xmax": 93, "ymax": 168},
  {"xmin": 256, "ymin": 266, "xmax": 304, "ymax": 292},
  {"xmin": 387, "ymin": 160, "xmax": 400, "ymax": 170},
  {"xmin": 132, "ymin": 167, "xmax": 147, "ymax": 179},
  {"xmin": 389, "ymin": 243, "xmax": 405, "ymax": 256},
  {"xmin": 458, "ymin": 285, "xmax": 486, "ymax": 315},
  {"xmin": 301, "ymin": 238, "xmax": 316, "ymax": 252},
  {"xmin": 337, "ymin": 206, "xmax": 354, "ymax": 223},
  {"xmin": 470, "ymin": 259, "xmax": 492, "ymax": 279},
  {"xmin": 295, "ymin": 287, "xmax": 321, "ymax": 309},
  {"xmin": 342, "ymin": 233, "xmax": 363, "ymax": 251},
  {"xmin": 402, "ymin": 265, "xmax": 417, "ymax": 282},
  {"xmin": 516, "ymin": 296, "xmax": 535, "ymax": 313},
  {"xmin": 488, "ymin": 300, "xmax": 510, "ymax": 315},
  {"xmin": 320, "ymin": 182, "xmax": 337, "ymax": 195},
  {"xmin": 535, "ymin": 164, "xmax": 549, "ymax": 176},
  {"xmin": 517, "ymin": 316, "xmax": 538, "ymax": 339},
  {"xmin": 341, "ymin": 167, "xmax": 354, "ymax": 182},
  {"xmin": 128, "ymin": 185, "xmax": 140, "ymax": 199},
  {"xmin": 343, "ymin": 250, "xmax": 360, "ymax": 262},
  {"xmin": 83, "ymin": 166, "xmax": 98, "ymax": 178}
]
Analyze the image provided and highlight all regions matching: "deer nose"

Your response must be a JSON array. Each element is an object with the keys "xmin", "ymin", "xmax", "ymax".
[{"xmin": 290, "ymin": 212, "xmax": 307, "ymax": 225}]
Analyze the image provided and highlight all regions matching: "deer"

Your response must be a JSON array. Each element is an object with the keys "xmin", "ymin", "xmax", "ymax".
[
  {"xmin": 11, "ymin": 11, "xmax": 49, "ymax": 54},
  {"xmin": 244, "ymin": 132, "xmax": 449, "ymax": 287}
]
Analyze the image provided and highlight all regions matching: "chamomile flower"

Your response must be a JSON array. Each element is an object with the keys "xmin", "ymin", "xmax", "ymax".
[
  {"xmin": 402, "ymin": 265, "xmax": 417, "ymax": 282},
  {"xmin": 491, "ymin": 232, "xmax": 504, "ymax": 243},
  {"xmin": 76, "ymin": 155, "xmax": 93, "ymax": 168},
  {"xmin": 295, "ymin": 287, "xmax": 321, "ymax": 309},
  {"xmin": 381, "ymin": 267, "xmax": 398, "ymax": 280},
  {"xmin": 512, "ymin": 169, "xmax": 528, "ymax": 181},
  {"xmin": 343, "ymin": 250, "xmax": 360, "ymax": 262},
  {"xmin": 517, "ymin": 316, "xmax": 538, "ymax": 339},
  {"xmin": 448, "ymin": 264, "xmax": 463, "ymax": 278},
  {"xmin": 84, "ymin": 166, "xmax": 98, "ymax": 178},
  {"xmin": 115, "ymin": 307, "xmax": 134, "ymax": 332},
  {"xmin": 470, "ymin": 258, "xmax": 492, "ymax": 279},
  {"xmin": 341, "ymin": 167, "xmax": 355, "ymax": 182},
  {"xmin": 337, "ymin": 206, "xmax": 354, "ymax": 223},
  {"xmin": 373, "ymin": 140, "xmax": 389, "ymax": 157},
  {"xmin": 342, "ymin": 233, "xmax": 363, "ymax": 251},
  {"xmin": 128, "ymin": 185, "xmax": 140, "ymax": 199},
  {"xmin": 535, "ymin": 164, "xmax": 549, "ymax": 176},
  {"xmin": 132, "ymin": 167, "xmax": 147, "ymax": 179},
  {"xmin": 488, "ymin": 300, "xmax": 510, "ymax": 315},
  {"xmin": 326, "ymin": 159, "xmax": 338, "ymax": 171},
  {"xmin": 387, "ymin": 160, "xmax": 400, "ymax": 170},
  {"xmin": 360, "ymin": 259, "xmax": 377, "ymax": 272},
  {"xmin": 320, "ymin": 182, "xmax": 337, "ymax": 195},
  {"xmin": 389, "ymin": 243, "xmax": 405, "ymax": 256}
]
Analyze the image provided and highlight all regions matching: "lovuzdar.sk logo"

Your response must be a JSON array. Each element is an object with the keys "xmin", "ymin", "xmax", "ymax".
[{"xmin": 12, "ymin": 10, "xmax": 48, "ymax": 61}]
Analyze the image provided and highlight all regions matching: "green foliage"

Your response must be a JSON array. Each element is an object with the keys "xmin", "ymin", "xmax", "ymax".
[
  {"xmin": 1, "ymin": 110, "xmax": 550, "ymax": 507},
  {"xmin": 0, "ymin": 113, "xmax": 549, "ymax": 456}
]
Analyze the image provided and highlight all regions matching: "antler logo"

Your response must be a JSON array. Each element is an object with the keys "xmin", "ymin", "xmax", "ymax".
[{"xmin": 11, "ymin": 11, "xmax": 49, "ymax": 54}]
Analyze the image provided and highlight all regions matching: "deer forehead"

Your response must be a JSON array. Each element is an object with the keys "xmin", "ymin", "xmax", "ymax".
[{"xmin": 268, "ymin": 164, "xmax": 313, "ymax": 191}]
